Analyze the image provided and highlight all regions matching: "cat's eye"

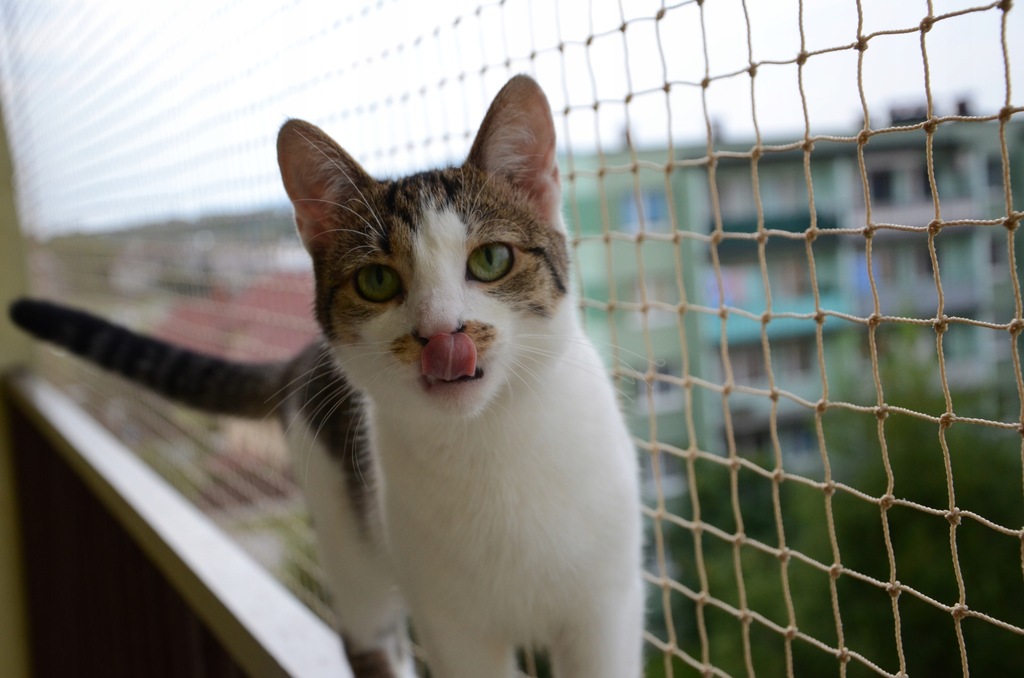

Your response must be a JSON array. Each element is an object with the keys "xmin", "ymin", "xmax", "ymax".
[
  {"xmin": 467, "ymin": 243, "xmax": 513, "ymax": 282},
  {"xmin": 355, "ymin": 264, "xmax": 402, "ymax": 302}
]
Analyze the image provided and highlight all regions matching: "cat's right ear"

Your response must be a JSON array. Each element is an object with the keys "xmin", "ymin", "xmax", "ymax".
[
  {"xmin": 277, "ymin": 119, "xmax": 373, "ymax": 253},
  {"xmin": 466, "ymin": 75, "xmax": 561, "ymax": 229}
]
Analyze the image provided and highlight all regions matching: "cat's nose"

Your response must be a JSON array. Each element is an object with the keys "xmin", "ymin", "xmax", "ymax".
[{"xmin": 413, "ymin": 323, "xmax": 465, "ymax": 345}]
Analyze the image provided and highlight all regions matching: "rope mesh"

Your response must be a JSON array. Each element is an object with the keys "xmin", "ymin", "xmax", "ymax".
[{"xmin": 1, "ymin": 1, "xmax": 1022, "ymax": 675}]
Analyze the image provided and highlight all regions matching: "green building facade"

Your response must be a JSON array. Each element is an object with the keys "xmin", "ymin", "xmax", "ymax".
[{"xmin": 565, "ymin": 116, "xmax": 1024, "ymax": 497}]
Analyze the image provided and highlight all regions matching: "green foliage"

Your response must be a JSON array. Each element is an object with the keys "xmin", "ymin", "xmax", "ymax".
[
  {"xmin": 806, "ymin": 331, "xmax": 1024, "ymax": 677},
  {"xmin": 646, "ymin": 328, "xmax": 1023, "ymax": 676}
]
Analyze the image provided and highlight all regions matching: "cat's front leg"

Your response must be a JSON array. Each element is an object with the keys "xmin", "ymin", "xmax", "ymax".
[
  {"xmin": 412, "ymin": 616, "xmax": 518, "ymax": 678},
  {"xmin": 289, "ymin": 433, "xmax": 416, "ymax": 678},
  {"xmin": 548, "ymin": 578, "xmax": 645, "ymax": 678}
]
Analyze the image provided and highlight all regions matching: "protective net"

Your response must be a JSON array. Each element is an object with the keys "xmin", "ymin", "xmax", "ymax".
[{"xmin": 1, "ymin": 1, "xmax": 1022, "ymax": 675}]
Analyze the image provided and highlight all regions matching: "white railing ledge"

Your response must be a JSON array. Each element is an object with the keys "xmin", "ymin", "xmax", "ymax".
[{"xmin": 7, "ymin": 371, "xmax": 352, "ymax": 678}]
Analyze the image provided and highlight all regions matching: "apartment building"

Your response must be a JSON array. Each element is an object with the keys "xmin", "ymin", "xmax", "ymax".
[{"xmin": 568, "ymin": 112, "xmax": 1024, "ymax": 494}]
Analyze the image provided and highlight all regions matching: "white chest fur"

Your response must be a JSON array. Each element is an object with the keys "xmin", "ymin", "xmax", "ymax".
[{"xmin": 371, "ymin": 327, "xmax": 643, "ymax": 674}]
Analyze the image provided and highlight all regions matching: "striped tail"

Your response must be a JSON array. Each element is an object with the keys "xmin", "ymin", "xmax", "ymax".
[{"xmin": 9, "ymin": 298, "xmax": 295, "ymax": 419}]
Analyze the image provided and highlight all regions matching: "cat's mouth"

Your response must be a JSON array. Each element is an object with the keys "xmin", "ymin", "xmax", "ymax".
[{"xmin": 422, "ymin": 367, "xmax": 484, "ymax": 388}]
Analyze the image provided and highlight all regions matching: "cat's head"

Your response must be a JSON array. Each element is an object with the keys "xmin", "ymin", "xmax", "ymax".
[{"xmin": 277, "ymin": 75, "xmax": 572, "ymax": 417}]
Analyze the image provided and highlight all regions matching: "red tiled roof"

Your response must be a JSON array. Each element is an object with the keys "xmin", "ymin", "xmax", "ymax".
[{"xmin": 153, "ymin": 271, "xmax": 319, "ymax": 362}]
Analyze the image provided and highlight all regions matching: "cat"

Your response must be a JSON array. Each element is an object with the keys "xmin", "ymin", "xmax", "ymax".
[{"xmin": 9, "ymin": 75, "xmax": 644, "ymax": 678}]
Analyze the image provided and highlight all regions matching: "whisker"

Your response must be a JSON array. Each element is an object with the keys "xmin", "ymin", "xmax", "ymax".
[
  {"xmin": 265, "ymin": 348, "xmax": 337, "ymax": 414},
  {"xmin": 515, "ymin": 332, "xmax": 658, "ymax": 367}
]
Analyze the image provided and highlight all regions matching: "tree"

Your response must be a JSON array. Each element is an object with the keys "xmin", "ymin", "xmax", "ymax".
[{"xmin": 646, "ymin": 326, "xmax": 1023, "ymax": 676}]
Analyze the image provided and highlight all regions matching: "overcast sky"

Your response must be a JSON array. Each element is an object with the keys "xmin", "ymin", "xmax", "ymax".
[{"xmin": 1, "ymin": 0, "xmax": 1020, "ymax": 235}]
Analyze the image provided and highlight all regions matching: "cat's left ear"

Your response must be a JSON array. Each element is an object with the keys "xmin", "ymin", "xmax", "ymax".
[
  {"xmin": 277, "ymin": 119, "xmax": 375, "ymax": 253},
  {"xmin": 466, "ymin": 75, "xmax": 562, "ymax": 228}
]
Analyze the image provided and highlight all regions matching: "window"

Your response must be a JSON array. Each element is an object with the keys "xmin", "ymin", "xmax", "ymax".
[
  {"xmin": 651, "ymin": 366, "xmax": 684, "ymax": 413},
  {"xmin": 707, "ymin": 265, "xmax": 762, "ymax": 308},
  {"xmin": 868, "ymin": 168, "xmax": 895, "ymax": 205},
  {"xmin": 991, "ymin": 234, "xmax": 1008, "ymax": 266},
  {"xmin": 773, "ymin": 339, "xmax": 815, "ymax": 377},
  {"xmin": 916, "ymin": 245, "xmax": 935, "ymax": 278},
  {"xmin": 632, "ymin": 274, "xmax": 681, "ymax": 328},
  {"xmin": 919, "ymin": 164, "xmax": 935, "ymax": 202},
  {"xmin": 773, "ymin": 259, "xmax": 811, "ymax": 298},
  {"xmin": 619, "ymin": 189, "xmax": 670, "ymax": 233},
  {"xmin": 777, "ymin": 423, "xmax": 817, "ymax": 463},
  {"xmin": 729, "ymin": 343, "xmax": 767, "ymax": 383},
  {"xmin": 876, "ymin": 246, "xmax": 900, "ymax": 285},
  {"xmin": 635, "ymin": 362, "xmax": 686, "ymax": 415},
  {"xmin": 640, "ymin": 449, "xmax": 686, "ymax": 505},
  {"xmin": 717, "ymin": 172, "xmax": 755, "ymax": 221},
  {"xmin": 986, "ymin": 155, "xmax": 1004, "ymax": 190},
  {"xmin": 759, "ymin": 169, "xmax": 807, "ymax": 215}
]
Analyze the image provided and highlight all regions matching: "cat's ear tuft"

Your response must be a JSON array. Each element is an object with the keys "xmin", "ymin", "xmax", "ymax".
[
  {"xmin": 466, "ymin": 75, "xmax": 561, "ymax": 228},
  {"xmin": 277, "ymin": 119, "xmax": 373, "ymax": 253}
]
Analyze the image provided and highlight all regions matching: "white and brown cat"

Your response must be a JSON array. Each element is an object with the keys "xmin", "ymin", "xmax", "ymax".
[{"xmin": 10, "ymin": 75, "xmax": 644, "ymax": 678}]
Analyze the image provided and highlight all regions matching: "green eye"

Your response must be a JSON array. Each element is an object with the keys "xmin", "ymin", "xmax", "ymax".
[
  {"xmin": 355, "ymin": 264, "xmax": 402, "ymax": 302},
  {"xmin": 467, "ymin": 243, "xmax": 513, "ymax": 282}
]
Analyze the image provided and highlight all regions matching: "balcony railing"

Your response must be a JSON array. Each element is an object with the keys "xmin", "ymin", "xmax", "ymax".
[{"xmin": 2, "ymin": 372, "xmax": 350, "ymax": 678}]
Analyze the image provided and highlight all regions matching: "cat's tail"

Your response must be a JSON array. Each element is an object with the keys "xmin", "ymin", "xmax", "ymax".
[{"xmin": 9, "ymin": 298, "xmax": 296, "ymax": 419}]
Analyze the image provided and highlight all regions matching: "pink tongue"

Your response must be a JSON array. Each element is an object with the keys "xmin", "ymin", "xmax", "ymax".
[{"xmin": 421, "ymin": 332, "xmax": 478, "ymax": 382}]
